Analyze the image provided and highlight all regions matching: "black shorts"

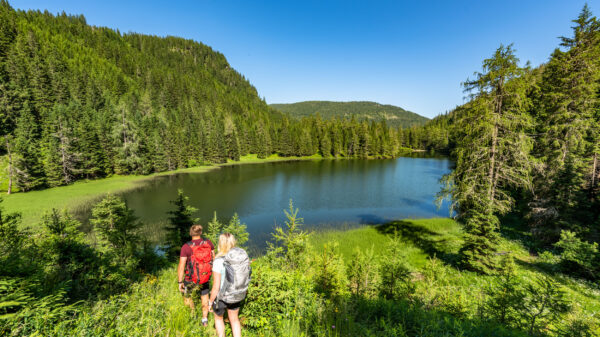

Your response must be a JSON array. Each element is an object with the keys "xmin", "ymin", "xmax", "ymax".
[
  {"xmin": 183, "ymin": 281, "xmax": 209, "ymax": 298},
  {"xmin": 212, "ymin": 300, "xmax": 241, "ymax": 317}
]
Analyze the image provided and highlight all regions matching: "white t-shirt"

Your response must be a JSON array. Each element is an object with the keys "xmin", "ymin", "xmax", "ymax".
[{"xmin": 212, "ymin": 257, "xmax": 226, "ymax": 289}]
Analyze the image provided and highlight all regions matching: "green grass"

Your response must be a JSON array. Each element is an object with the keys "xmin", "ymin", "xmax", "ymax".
[
  {"xmin": 52, "ymin": 217, "xmax": 599, "ymax": 336},
  {"xmin": 0, "ymin": 155, "xmax": 9, "ymax": 192},
  {"xmin": 311, "ymin": 218, "xmax": 600, "ymax": 314},
  {"xmin": 2, "ymin": 166, "xmax": 216, "ymax": 227},
  {"xmin": 311, "ymin": 218, "xmax": 460, "ymax": 268},
  {"xmin": 2, "ymin": 154, "xmax": 324, "ymax": 227}
]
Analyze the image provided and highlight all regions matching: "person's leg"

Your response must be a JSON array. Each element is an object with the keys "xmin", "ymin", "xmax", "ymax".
[
  {"xmin": 200, "ymin": 284, "xmax": 209, "ymax": 322},
  {"xmin": 182, "ymin": 282, "xmax": 196, "ymax": 310},
  {"xmin": 228, "ymin": 308, "xmax": 241, "ymax": 337},
  {"xmin": 214, "ymin": 313, "xmax": 225, "ymax": 337}
]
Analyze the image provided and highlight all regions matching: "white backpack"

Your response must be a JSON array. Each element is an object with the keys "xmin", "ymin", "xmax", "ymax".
[{"xmin": 217, "ymin": 247, "xmax": 251, "ymax": 303}]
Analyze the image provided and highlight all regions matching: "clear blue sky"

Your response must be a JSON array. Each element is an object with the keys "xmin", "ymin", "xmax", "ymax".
[{"xmin": 10, "ymin": 0, "xmax": 597, "ymax": 118}]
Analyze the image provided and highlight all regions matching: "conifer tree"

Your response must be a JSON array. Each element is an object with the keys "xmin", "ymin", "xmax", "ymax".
[
  {"xmin": 223, "ymin": 213, "xmax": 249, "ymax": 247},
  {"xmin": 440, "ymin": 45, "xmax": 532, "ymax": 273},
  {"xmin": 165, "ymin": 189, "xmax": 198, "ymax": 256},
  {"xmin": 530, "ymin": 5, "xmax": 600, "ymax": 239},
  {"xmin": 13, "ymin": 102, "xmax": 46, "ymax": 191},
  {"xmin": 224, "ymin": 115, "xmax": 241, "ymax": 161},
  {"xmin": 205, "ymin": 211, "xmax": 223, "ymax": 244},
  {"xmin": 90, "ymin": 194, "xmax": 140, "ymax": 261}
]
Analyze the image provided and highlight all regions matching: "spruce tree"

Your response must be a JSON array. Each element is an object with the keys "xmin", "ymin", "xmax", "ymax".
[
  {"xmin": 439, "ymin": 45, "xmax": 532, "ymax": 273},
  {"xmin": 165, "ymin": 189, "xmax": 198, "ymax": 257},
  {"xmin": 13, "ymin": 102, "xmax": 46, "ymax": 191},
  {"xmin": 90, "ymin": 194, "xmax": 140, "ymax": 261},
  {"xmin": 224, "ymin": 115, "xmax": 241, "ymax": 161},
  {"xmin": 223, "ymin": 213, "xmax": 249, "ymax": 247},
  {"xmin": 205, "ymin": 211, "xmax": 223, "ymax": 245}
]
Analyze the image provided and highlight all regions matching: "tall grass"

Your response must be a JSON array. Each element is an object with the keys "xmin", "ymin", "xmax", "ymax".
[
  {"xmin": 312, "ymin": 218, "xmax": 600, "ymax": 314},
  {"xmin": 20, "ymin": 218, "xmax": 595, "ymax": 337}
]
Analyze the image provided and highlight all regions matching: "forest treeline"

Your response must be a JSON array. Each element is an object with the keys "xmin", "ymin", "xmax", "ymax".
[
  {"xmin": 414, "ymin": 6, "xmax": 600, "ymax": 277},
  {"xmin": 0, "ymin": 1, "xmax": 420, "ymax": 194}
]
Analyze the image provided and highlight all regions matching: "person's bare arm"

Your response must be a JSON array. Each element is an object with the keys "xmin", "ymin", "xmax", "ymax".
[
  {"xmin": 209, "ymin": 272, "xmax": 221, "ymax": 310},
  {"xmin": 177, "ymin": 256, "xmax": 187, "ymax": 293}
]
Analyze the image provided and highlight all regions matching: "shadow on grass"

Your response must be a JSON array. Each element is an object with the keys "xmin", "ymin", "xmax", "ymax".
[
  {"xmin": 374, "ymin": 220, "xmax": 461, "ymax": 267},
  {"xmin": 327, "ymin": 297, "xmax": 529, "ymax": 337},
  {"xmin": 498, "ymin": 212, "xmax": 539, "ymax": 252}
]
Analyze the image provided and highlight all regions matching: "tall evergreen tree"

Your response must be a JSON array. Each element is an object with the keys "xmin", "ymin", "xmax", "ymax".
[
  {"xmin": 440, "ymin": 45, "xmax": 532, "ymax": 273},
  {"xmin": 530, "ymin": 5, "xmax": 600, "ymax": 240}
]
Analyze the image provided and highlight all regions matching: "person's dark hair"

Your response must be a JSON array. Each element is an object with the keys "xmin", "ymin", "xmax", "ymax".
[{"xmin": 190, "ymin": 224, "xmax": 203, "ymax": 237}]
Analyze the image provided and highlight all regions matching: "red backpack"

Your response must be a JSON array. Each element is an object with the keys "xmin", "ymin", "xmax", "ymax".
[{"xmin": 184, "ymin": 240, "xmax": 212, "ymax": 284}]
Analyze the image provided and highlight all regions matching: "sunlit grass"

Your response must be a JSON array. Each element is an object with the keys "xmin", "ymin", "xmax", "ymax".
[{"xmin": 311, "ymin": 218, "xmax": 600, "ymax": 313}]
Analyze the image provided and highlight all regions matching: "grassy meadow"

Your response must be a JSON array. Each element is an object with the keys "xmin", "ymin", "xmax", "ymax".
[
  {"xmin": 313, "ymin": 218, "xmax": 600, "ymax": 315},
  {"xmin": 27, "ymin": 218, "xmax": 597, "ymax": 337}
]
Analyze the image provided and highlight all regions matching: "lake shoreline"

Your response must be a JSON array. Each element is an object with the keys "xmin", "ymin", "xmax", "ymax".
[
  {"xmin": 4, "ymin": 154, "xmax": 327, "ymax": 227},
  {"xmin": 5, "ymin": 152, "xmax": 427, "ymax": 227}
]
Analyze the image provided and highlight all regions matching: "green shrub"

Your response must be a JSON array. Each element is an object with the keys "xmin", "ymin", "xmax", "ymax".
[
  {"xmin": 518, "ymin": 276, "xmax": 571, "ymax": 335},
  {"xmin": 242, "ymin": 259, "xmax": 320, "ymax": 333},
  {"xmin": 378, "ymin": 234, "xmax": 414, "ymax": 300},
  {"xmin": 347, "ymin": 246, "xmax": 379, "ymax": 299},
  {"xmin": 39, "ymin": 209, "xmax": 103, "ymax": 298},
  {"xmin": 271, "ymin": 199, "xmax": 309, "ymax": 270},
  {"xmin": 204, "ymin": 211, "xmax": 223, "ymax": 245},
  {"xmin": 537, "ymin": 250, "xmax": 561, "ymax": 272},
  {"xmin": 165, "ymin": 189, "xmax": 198, "ymax": 258},
  {"xmin": 223, "ymin": 213, "xmax": 249, "ymax": 247},
  {"xmin": 554, "ymin": 230, "xmax": 599, "ymax": 279},
  {"xmin": 90, "ymin": 194, "xmax": 141, "ymax": 262},
  {"xmin": 312, "ymin": 241, "xmax": 349, "ymax": 299},
  {"xmin": 484, "ymin": 255, "xmax": 525, "ymax": 326},
  {"xmin": 558, "ymin": 312, "xmax": 600, "ymax": 337}
]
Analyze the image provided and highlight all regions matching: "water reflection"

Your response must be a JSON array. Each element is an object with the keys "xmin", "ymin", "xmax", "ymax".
[{"xmin": 77, "ymin": 157, "xmax": 452, "ymax": 251}]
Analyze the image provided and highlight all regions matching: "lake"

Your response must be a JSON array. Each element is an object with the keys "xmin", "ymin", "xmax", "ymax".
[{"xmin": 100, "ymin": 156, "xmax": 452, "ymax": 251}]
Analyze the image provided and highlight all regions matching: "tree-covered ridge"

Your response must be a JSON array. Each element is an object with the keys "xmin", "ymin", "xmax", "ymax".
[
  {"xmin": 0, "ymin": 1, "xmax": 414, "ymax": 194},
  {"xmin": 270, "ymin": 100, "xmax": 429, "ymax": 128}
]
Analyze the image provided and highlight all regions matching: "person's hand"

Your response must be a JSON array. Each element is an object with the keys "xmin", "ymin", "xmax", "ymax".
[
  {"xmin": 208, "ymin": 301, "xmax": 213, "ymax": 312},
  {"xmin": 178, "ymin": 282, "xmax": 185, "ymax": 293}
]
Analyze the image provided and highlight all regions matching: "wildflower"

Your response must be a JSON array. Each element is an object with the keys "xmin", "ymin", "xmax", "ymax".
[{"xmin": 332, "ymin": 325, "xmax": 335, "ymax": 329}]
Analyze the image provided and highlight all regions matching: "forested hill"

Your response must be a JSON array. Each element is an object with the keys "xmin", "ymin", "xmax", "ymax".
[
  {"xmin": 270, "ymin": 101, "xmax": 428, "ymax": 128},
  {"xmin": 0, "ymin": 1, "xmax": 414, "ymax": 193}
]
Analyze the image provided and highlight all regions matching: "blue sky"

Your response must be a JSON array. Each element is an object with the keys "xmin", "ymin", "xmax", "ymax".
[{"xmin": 10, "ymin": 0, "xmax": 597, "ymax": 118}]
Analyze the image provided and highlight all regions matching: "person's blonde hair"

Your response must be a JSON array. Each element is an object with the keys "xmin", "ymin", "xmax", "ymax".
[
  {"xmin": 215, "ymin": 233, "xmax": 237, "ymax": 258},
  {"xmin": 189, "ymin": 224, "xmax": 203, "ymax": 237}
]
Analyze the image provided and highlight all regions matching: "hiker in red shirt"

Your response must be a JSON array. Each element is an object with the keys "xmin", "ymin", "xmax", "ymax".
[{"xmin": 177, "ymin": 224, "xmax": 215, "ymax": 326}]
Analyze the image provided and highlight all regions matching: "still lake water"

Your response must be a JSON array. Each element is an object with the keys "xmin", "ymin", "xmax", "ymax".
[{"xmin": 103, "ymin": 156, "xmax": 452, "ymax": 250}]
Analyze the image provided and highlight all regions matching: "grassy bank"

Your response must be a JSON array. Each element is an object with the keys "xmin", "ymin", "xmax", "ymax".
[
  {"xmin": 312, "ymin": 218, "xmax": 600, "ymax": 315},
  {"xmin": 30, "ymin": 218, "xmax": 597, "ymax": 337},
  {"xmin": 2, "ymin": 154, "xmax": 323, "ymax": 227}
]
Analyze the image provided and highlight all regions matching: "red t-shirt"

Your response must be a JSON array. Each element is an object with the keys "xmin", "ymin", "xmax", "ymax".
[{"xmin": 180, "ymin": 238, "xmax": 215, "ymax": 258}]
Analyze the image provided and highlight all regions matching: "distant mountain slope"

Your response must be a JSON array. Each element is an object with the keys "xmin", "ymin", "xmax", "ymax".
[{"xmin": 270, "ymin": 101, "xmax": 429, "ymax": 128}]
